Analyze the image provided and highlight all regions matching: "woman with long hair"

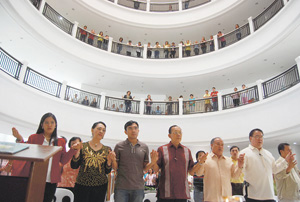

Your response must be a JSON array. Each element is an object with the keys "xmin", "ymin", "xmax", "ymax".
[
  {"xmin": 10, "ymin": 112, "xmax": 80, "ymax": 202},
  {"xmin": 71, "ymin": 121, "xmax": 114, "ymax": 202}
]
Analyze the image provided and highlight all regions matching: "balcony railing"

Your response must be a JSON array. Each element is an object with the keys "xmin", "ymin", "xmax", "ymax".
[
  {"xmin": 218, "ymin": 23, "xmax": 250, "ymax": 49},
  {"xmin": 42, "ymin": 3, "xmax": 74, "ymax": 35},
  {"xmin": 29, "ymin": 0, "xmax": 42, "ymax": 10},
  {"xmin": 262, "ymin": 65, "xmax": 300, "ymax": 98},
  {"xmin": 183, "ymin": 40, "xmax": 214, "ymax": 57},
  {"xmin": 253, "ymin": 0, "xmax": 284, "ymax": 31},
  {"xmin": 183, "ymin": 97, "xmax": 216, "ymax": 114},
  {"xmin": 76, "ymin": 27, "xmax": 109, "ymax": 51},
  {"xmin": 65, "ymin": 86, "xmax": 101, "ymax": 108},
  {"xmin": 23, "ymin": 67, "xmax": 62, "ymax": 97},
  {"xmin": 0, "ymin": 47, "xmax": 22, "ymax": 80},
  {"xmin": 33, "ymin": 0, "xmax": 288, "ymax": 60},
  {"xmin": 109, "ymin": 0, "xmax": 211, "ymax": 12},
  {"xmin": 2, "ymin": 47, "xmax": 299, "ymax": 116},
  {"xmin": 144, "ymin": 101, "xmax": 179, "ymax": 115},
  {"xmin": 105, "ymin": 96, "xmax": 140, "ymax": 114},
  {"xmin": 222, "ymin": 86, "xmax": 259, "ymax": 110}
]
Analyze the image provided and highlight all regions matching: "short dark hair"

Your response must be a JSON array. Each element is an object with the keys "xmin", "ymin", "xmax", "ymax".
[
  {"xmin": 230, "ymin": 146, "xmax": 240, "ymax": 152},
  {"xmin": 92, "ymin": 121, "xmax": 106, "ymax": 130},
  {"xmin": 196, "ymin": 150, "xmax": 205, "ymax": 160},
  {"xmin": 68, "ymin": 137, "xmax": 82, "ymax": 148},
  {"xmin": 278, "ymin": 143, "xmax": 290, "ymax": 155},
  {"xmin": 124, "ymin": 120, "xmax": 139, "ymax": 131},
  {"xmin": 168, "ymin": 125, "xmax": 179, "ymax": 134},
  {"xmin": 249, "ymin": 128, "xmax": 264, "ymax": 138},
  {"xmin": 210, "ymin": 137, "xmax": 221, "ymax": 145}
]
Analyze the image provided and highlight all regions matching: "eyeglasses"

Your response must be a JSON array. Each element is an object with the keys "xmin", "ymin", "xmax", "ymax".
[{"xmin": 253, "ymin": 135, "xmax": 264, "ymax": 139}]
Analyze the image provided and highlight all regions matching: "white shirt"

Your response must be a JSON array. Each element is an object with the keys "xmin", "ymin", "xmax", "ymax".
[
  {"xmin": 241, "ymin": 144, "xmax": 287, "ymax": 200},
  {"xmin": 43, "ymin": 138, "xmax": 53, "ymax": 183},
  {"xmin": 275, "ymin": 156, "xmax": 300, "ymax": 201}
]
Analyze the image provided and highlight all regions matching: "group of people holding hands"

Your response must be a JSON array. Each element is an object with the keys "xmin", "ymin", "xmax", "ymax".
[{"xmin": 2, "ymin": 112, "xmax": 299, "ymax": 202}]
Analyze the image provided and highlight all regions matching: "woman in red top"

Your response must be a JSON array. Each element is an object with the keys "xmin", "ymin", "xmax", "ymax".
[{"xmin": 11, "ymin": 112, "xmax": 81, "ymax": 202}]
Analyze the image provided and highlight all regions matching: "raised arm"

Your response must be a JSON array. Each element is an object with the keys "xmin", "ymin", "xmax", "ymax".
[{"xmin": 144, "ymin": 150, "xmax": 158, "ymax": 171}]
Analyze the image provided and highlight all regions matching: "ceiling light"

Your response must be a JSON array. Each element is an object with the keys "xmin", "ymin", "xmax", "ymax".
[{"xmin": 293, "ymin": 142, "xmax": 297, "ymax": 145}]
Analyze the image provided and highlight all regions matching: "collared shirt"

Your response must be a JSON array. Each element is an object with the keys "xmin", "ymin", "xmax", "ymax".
[
  {"xmin": 200, "ymin": 152, "xmax": 242, "ymax": 202},
  {"xmin": 231, "ymin": 157, "xmax": 244, "ymax": 184},
  {"xmin": 157, "ymin": 142, "xmax": 194, "ymax": 199},
  {"xmin": 114, "ymin": 139, "xmax": 149, "ymax": 190},
  {"xmin": 241, "ymin": 145, "xmax": 287, "ymax": 200},
  {"xmin": 275, "ymin": 156, "xmax": 300, "ymax": 201}
]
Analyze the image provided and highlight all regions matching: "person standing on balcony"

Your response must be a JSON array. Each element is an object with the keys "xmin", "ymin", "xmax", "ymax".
[
  {"xmin": 147, "ymin": 42, "xmax": 152, "ymax": 58},
  {"xmin": 189, "ymin": 94, "xmax": 195, "ymax": 113},
  {"xmin": 235, "ymin": 24, "xmax": 242, "ymax": 41},
  {"xmin": 103, "ymin": 35, "xmax": 109, "ymax": 51},
  {"xmin": 145, "ymin": 94, "xmax": 153, "ymax": 115},
  {"xmin": 117, "ymin": 37, "xmax": 124, "ymax": 54},
  {"xmin": 80, "ymin": 25, "xmax": 87, "ymax": 42},
  {"xmin": 170, "ymin": 42, "xmax": 176, "ymax": 58},
  {"xmin": 231, "ymin": 87, "xmax": 240, "ymax": 107},
  {"xmin": 209, "ymin": 35, "xmax": 215, "ymax": 52},
  {"xmin": 81, "ymin": 96, "xmax": 89, "ymax": 106},
  {"xmin": 210, "ymin": 87, "xmax": 218, "ymax": 111},
  {"xmin": 184, "ymin": 0, "xmax": 190, "ymax": 9},
  {"xmin": 87, "ymin": 29, "xmax": 95, "ymax": 45},
  {"xmin": 201, "ymin": 37, "xmax": 207, "ymax": 54},
  {"xmin": 241, "ymin": 129, "xmax": 293, "ymax": 202},
  {"xmin": 134, "ymin": 0, "xmax": 140, "ymax": 9},
  {"xmin": 218, "ymin": 31, "xmax": 226, "ymax": 48},
  {"xmin": 111, "ymin": 120, "xmax": 158, "ymax": 202},
  {"xmin": 185, "ymin": 40, "xmax": 191, "ymax": 57},
  {"xmin": 163, "ymin": 41, "xmax": 170, "ymax": 58},
  {"xmin": 97, "ymin": 31, "xmax": 104, "ymax": 49},
  {"xmin": 123, "ymin": 91, "xmax": 135, "ymax": 113},
  {"xmin": 126, "ymin": 40, "xmax": 133, "ymax": 56},
  {"xmin": 166, "ymin": 96, "xmax": 173, "ymax": 115},
  {"xmin": 136, "ymin": 42, "xmax": 143, "ymax": 58},
  {"xmin": 203, "ymin": 90, "xmax": 212, "ymax": 112},
  {"xmin": 154, "ymin": 42, "xmax": 161, "ymax": 59},
  {"xmin": 194, "ymin": 41, "xmax": 200, "ymax": 55}
]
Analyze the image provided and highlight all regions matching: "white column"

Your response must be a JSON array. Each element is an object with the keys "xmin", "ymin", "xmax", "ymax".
[
  {"xmin": 108, "ymin": 37, "xmax": 113, "ymax": 53},
  {"xmin": 179, "ymin": 43, "xmax": 183, "ymax": 58},
  {"xmin": 114, "ymin": 0, "xmax": 118, "ymax": 4},
  {"xmin": 295, "ymin": 56, "xmax": 300, "ymax": 78},
  {"xmin": 256, "ymin": 79, "xmax": 264, "ymax": 101},
  {"xmin": 217, "ymin": 92, "xmax": 223, "ymax": 111},
  {"xmin": 139, "ymin": 98, "xmax": 145, "ymax": 115},
  {"xmin": 146, "ymin": 0, "xmax": 150, "ymax": 12},
  {"xmin": 179, "ymin": 98, "xmax": 183, "ymax": 115},
  {"xmin": 60, "ymin": 80, "xmax": 67, "ymax": 100},
  {"xmin": 213, "ymin": 34, "xmax": 219, "ymax": 51},
  {"xmin": 72, "ymin": 21, "xmax": 79, "ymax": 37},
  {"xmin": 178, "ymin": 0, "xmax": 183, "ymax": 11},
  {"xmin": 283, "ymin": 0, "xmax": 288, "ymax": 6},
  {"xmin": 39, "ymin": 0, "xmax": 46, "ymax": 14},
  {"xmin": 248, "ymin": 16, "xmax": 255, "ymax": 34},
  {"xmin": 143, "ymin": 44, "xmax": 147, "ymax": 59},
  {"xmin": 100, "ymin": 92, "xmax": 106, "ymax": 110},
  {"xmin": 19, "ymin": 61, "xmax": 28, "ymax": 83}
]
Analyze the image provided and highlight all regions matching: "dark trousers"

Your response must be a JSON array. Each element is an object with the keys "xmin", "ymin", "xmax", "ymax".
[
  {"xmin": 44, "ymin": 183, "xmax": 57, "ymax": 202},
  {"xmin": 246, "ymin": 198, "xmax": 275, "ymax": 202},
  {"xmin": 159, "ymin": 199, "xmax": 187, "ymax": 202},
  {"xmin": 74, "ymin": 183, "xmax": 107, "ymax": 202},
  {"xmin": 231, "ymin": 182, "xmax": 243, "ymax": 195},
  {"xmin": 233, "ymin": 99, "xmax": 240, "ymax": 107}
]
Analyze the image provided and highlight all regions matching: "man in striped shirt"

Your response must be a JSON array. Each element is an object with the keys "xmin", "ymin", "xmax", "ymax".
[{"xmin": 153, "ymin": 125, "xmax": 203, "ymax": 202}]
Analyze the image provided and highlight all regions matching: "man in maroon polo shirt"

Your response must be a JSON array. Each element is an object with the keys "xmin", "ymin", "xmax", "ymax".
[{"xmin": 153, "ymin": 125, "xmax": 204, "ymax": 202}]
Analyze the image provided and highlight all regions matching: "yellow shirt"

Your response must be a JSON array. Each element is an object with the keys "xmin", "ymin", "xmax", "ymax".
[{"xmin": 230, "ymin": 157, "xmax": 244, "ymax": 183}]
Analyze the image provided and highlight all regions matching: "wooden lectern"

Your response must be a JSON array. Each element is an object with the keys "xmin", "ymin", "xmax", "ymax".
[{"xmin": 0, "ymin": 144, "xmax": 62, "ymax": 202}]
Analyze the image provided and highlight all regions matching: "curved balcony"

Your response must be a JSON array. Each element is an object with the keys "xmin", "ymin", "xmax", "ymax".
[{"xmin": 1, "ymin": 60, "xmax": 300, "ymax": 155}]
